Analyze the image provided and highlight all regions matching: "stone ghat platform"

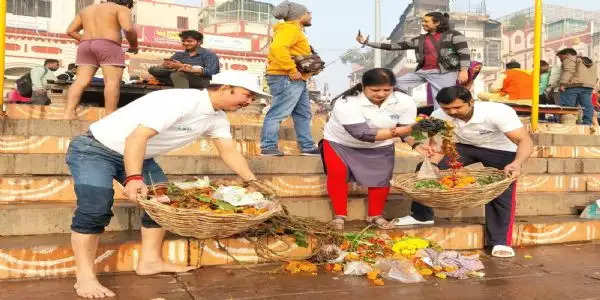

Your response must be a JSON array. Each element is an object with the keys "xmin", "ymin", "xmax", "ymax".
[{"xmin": 1, "ymin": 216, "xmax": 598, "ymax": 280}]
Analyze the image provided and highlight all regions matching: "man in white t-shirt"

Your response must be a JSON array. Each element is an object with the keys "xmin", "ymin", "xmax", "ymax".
[
  {"xmin": 65, "ymin": 71, "xmax": 270, "ymax": 299},
  {"xmin": 393, "ymin": 86, "xmax": 533, "ymax": 258}
]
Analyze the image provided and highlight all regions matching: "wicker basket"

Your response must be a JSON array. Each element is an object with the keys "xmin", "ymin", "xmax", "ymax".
[
  {"xmin": 138, "ymin": 195, "xmax": 283, "ymax": 239},
  {"xmin": 390, "ymin": 167, "xmax": 517, "ymax": 210}
]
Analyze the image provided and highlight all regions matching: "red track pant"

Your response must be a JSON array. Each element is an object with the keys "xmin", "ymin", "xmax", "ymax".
[{"xmin": 322, "ymin": 140, "xmax": 390, "ymax": 217}]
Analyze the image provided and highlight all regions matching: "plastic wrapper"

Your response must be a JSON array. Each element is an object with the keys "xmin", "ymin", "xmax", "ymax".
[
  {"xmin": 343, "ymin": 261, "xmax": 373, "ymax": 276},
  {"xmin": 212, "ymin": 186, "xmax": 267, "ymax": 207},
  {"xmin": 173, "ymin": 176, "xmax": 211, "ymax": 190},
  {"xmin": 417, "ymin": 248, "xmax": 484, "ymax": 279},
  {"xmin": 580, "ymin": 200, "xmax": 600, "ymax": 219},
  {"xmin": 417, "ymin": 156, "xmax": 441, "ymax": 179},
  {"xmin": 374, "ymin": 258, "xmax": 425, "ymax": 283}
]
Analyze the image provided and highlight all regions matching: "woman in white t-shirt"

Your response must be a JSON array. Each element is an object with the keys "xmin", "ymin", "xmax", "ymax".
[{"xmin": 321, "ymin": 68, "xmax": 418, "ymax": 230}]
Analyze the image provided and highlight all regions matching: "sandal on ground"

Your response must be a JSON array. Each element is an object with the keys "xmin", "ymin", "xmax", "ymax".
[
  {"xmin": 329, "ymin": 216, "xmax": 345, "ymax": 231},
  {"xmin": 491, "ymin": 245, "xmax": 515, "ymax": 258},
  {"xmin": 366, "ymin": 216, "xmax": 394, "ymax": 230}
]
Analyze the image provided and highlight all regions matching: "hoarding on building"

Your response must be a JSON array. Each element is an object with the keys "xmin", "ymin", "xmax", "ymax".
[{"xmin": 139, "ymin": 25, "xmax": 252, "ymax": 52}]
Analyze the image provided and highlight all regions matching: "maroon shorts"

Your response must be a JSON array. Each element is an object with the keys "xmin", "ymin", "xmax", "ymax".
[{"xmin": 76, "ymin": 39, "xmax": 125, "ymax": 67}]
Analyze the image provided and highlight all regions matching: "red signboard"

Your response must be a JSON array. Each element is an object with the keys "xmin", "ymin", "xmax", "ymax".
[{"xmin": 139, "ymin": 25, "xmax": 182, "ymax": 46}]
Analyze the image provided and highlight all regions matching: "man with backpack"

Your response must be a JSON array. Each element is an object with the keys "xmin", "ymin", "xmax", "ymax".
[
  {"xmin": 557, "ymin": 48, "xmax": 598, "ymax": 125},
  {"xmin": 18, "ymin": 59, "xmax": 59, "ymax": 105},
  {"xmin": 260, "ymin": 1, "xmax": 323, "ymax": 156}
]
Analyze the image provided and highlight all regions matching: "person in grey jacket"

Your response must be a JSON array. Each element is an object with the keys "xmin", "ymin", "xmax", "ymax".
[
  {"xmin": 357, "ymin": 12, "xmax": 470, "ymax": 109},
  {"xmin": 557, "ymin": 48, "xmax": 598, "ymax": 125}
]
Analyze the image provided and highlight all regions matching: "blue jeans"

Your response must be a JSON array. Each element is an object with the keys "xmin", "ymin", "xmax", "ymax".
[
  {"xmin": 560, "ymin": 87, "xmax": 594, "ymax": 125},
  {"xmin": 261, "ymin": 75, "xmax": 315, "ymax": 151},
  {"xmin": 66, "ymin": 133, "xmax": 167, "ymax": 234}
]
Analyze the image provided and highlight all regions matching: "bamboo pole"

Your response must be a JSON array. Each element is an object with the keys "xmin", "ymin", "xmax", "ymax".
[
  {"xmin": 0, "ymin": 0, "xmax": 6, "ymax": 113},
  {"xmin": 531, "ymin": 0, "xmax": 543, "ymax": 132}
]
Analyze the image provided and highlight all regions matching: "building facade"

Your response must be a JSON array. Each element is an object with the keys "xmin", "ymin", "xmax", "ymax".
[
  {"xmin": 4, "ymin": 0, "xmax": 271, "ymax": 80},
  {"xmin": 500, "ymin": 5, "xmax": 600, "ymax": 68}
]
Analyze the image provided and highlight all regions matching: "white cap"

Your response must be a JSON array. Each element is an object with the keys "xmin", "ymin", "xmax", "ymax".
[{"xmin": 210, "ymin": 71, "xmax": 270, "ymax": 97}]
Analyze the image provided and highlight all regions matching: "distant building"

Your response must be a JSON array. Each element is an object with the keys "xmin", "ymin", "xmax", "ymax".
[
  {"xmin": 500, "ymin": 5, "xmax": 600, "ymax": 68},
  {"xmin": 498, "ymin": 4, "xmax": 600, "ymax": 27},
  {"xmin": 3, "ymin": 0, "xmax": 271, "ymax": 81}
]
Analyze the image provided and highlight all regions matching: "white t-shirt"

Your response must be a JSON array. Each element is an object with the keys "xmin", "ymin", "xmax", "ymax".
[
  {"xmin": 90, "ymin": 89, "xmax": 232, "ymax": 158},
  {"xmin": 431, "ymin": 101, "xmax": 523, "ymax": 152},
  {"xmin": 324, "ymin": 91, "xmax": 417, "ymax": 148}
]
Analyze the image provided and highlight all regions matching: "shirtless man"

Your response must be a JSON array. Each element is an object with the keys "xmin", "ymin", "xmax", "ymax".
[{"xmin": 64, "ymin": 0, "xmax": 138, "ymax": 119}]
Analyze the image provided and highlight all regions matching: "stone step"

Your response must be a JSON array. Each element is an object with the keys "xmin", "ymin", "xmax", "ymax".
[
  {"xmin": 527, "ymin": 123, "xmax": 597, "ymax": 136},
  {"xmin": 0, "ymin": 135, "xmax": 419, "ymax": 158},
  {"xmin": 0, "ymin": 118, "xmax": 321, "ymax": 141},
  {"xmin": 0, "ymin": 196, "xmax": 405, "ymax": 236},
  {"xmin": 4, "ymin": 104, "xmax": 598, "ymax": 138},
  {"xmin": 533, "ymin": 133, "xmax": 600, "ymax": 146},
  {"xmin": 0, "ymin": 155, "xmax": 553, "ymax": 176},
  {"xmin": 0, "ymin": 154, "xmax": 426, "ymax": 176},
  {"xmin": 2, "ymin": 103, "xmax": 328, "ymax": 127},
  {"xmin": 1, "ymin": 216, "xmax": 598, "ymax": 280},
  {"xmin": 2, "ymin": 174, "xmax": 599, "ymax": 203},
  {"xmin": 1, "ymin": 120, "xmax": 324, "ymax": 143},
  {"xmin": 7, "ymin": 135, "xmax": 600, "ymax": 160},
  {"xmin": 0, "ymin": 176, "xmax": 597, "ymax": 230},
  {"xmin": 0, "ymin": 202, "xmax": 142, "ymax": 236}
]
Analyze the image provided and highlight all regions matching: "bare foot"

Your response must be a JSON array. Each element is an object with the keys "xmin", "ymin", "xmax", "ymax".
[
  {"xmin": 135, "ymin": 260, "xmax": 197, "ymax": 276},
  {"xmin": 74, "ymin": 279, "xmax": 116, "ymax": 298}
]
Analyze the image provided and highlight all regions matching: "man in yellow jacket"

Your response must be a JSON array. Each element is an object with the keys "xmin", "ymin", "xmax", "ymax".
[{"xmin": 260, "ymin": 1, "xmax": 319, "ymax": 156}]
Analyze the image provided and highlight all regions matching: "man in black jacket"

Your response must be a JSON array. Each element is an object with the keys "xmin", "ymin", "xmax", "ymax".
[{"xmin": 357, "ymin": 12, "xmax": 471, "ymax": 109}]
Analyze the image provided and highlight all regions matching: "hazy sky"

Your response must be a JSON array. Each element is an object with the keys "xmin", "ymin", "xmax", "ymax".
[{"xmin": 178, "ymin": 0, "xmax": 600, "ymax": 95}]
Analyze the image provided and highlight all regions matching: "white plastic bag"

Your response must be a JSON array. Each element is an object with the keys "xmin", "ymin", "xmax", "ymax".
[
  {"xmin": 374, "ymin": 258, "xmax": 425, "ymax": 283},
  {"xmin": 212, "ymin": 186, "xmax": 266, "ymax": 207},
  {"xmin": 173, "ymin": 176, "xmax": 211, "ymax": 190},
  {"xmin": 417, "ymin": 156, "xmax": 441, "ymax": 179},
  {"xmin": 343, "ymin": 261, "xmax": 373, "ymax": 276}
]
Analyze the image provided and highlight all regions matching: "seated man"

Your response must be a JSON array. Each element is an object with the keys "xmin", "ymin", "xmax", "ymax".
[
  {"xmin": 478, "ymin": 61, "xmax": 532, "ymax": 102},
  {"xmin": 149, "ymin": 30, "xmax": 220, "ymax": 89},
  {"xmin": 30, "ymin": 59, "xmax": 59, "ymax": 105}
]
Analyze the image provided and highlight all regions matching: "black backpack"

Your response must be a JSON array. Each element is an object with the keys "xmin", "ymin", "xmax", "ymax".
[
  {"xmin": 16, "ymin": 68, "xmax": 48, "ymax": 98},
  {"xmin": 16, "ymin": 73, "xmax": 33, "ymax": 98}
]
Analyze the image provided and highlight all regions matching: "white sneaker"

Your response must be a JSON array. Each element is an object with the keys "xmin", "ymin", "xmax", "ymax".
[{"xmin": 390, "ymin": 215, "xmax": 434, "ymax": 226}]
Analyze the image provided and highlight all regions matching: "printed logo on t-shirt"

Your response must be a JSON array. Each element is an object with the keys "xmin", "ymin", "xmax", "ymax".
[
  {"xmin": 390, "ymin": 114, "xmax": 400, "ymax": 120},
  {"xmin": 478, "ymin": 129, "xmax": 495, "ymax": 135},
  {"xmin": 175, "ymin": 126, "xmax": 193, "ymax": 132}
]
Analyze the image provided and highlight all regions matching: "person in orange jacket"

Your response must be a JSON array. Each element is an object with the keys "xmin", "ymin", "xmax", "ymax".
[{"xmin": 479, "ymin": 61, "xmax": 533, "ymax": 101}]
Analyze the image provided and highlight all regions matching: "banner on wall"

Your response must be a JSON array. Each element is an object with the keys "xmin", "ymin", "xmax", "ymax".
[{"xmin": 139, "ymin": 26, "xmax": 252, "ymax": 52}]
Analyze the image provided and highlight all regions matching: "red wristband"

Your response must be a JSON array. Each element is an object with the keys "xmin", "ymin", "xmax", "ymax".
[{"xmin": 124, "ymin": 175, "xmax": 143, "ymax": 186}]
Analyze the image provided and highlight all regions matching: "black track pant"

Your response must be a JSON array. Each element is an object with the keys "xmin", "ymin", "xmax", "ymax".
[{"xmin": 412, "ymin": 143, "xmax": 517, "ymax": 247}]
